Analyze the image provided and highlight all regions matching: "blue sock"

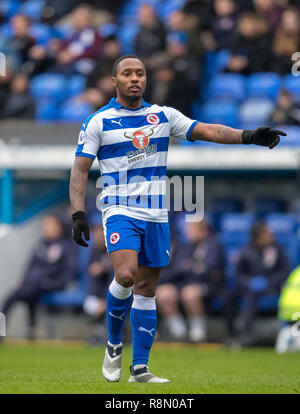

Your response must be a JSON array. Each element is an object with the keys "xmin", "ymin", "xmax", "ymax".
[
  {"xmin": 130, "ymin": 295, "xmax": 157, "ymax": 367},
  {"xmin": 106, "ymin": 279, "xmax": 133, "ymax": 345}
]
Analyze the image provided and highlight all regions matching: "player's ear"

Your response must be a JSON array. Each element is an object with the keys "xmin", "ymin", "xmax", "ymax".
[{"xmin": 112, "ymin": 76, "xmax": 116, "ymax": 87}]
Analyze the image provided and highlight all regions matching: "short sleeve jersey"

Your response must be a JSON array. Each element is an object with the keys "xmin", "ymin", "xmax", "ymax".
[{"xmin": 76, "ymin": 97, "xmax": 198, "ymax": 223}]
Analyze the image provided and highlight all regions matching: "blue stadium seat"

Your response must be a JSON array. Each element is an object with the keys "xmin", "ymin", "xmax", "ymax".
[
  {"xmin": 199, "ymin": 99, "xmax": 239, "ymax": 128},
  {"xmin": 265, "ymin": 213, "xmax": 298, "ymax": 234},
  {"xmin": 239, "ymin": 98, "xmax": 274, "ymax": 124},
  {"xmin": 30, "ymin": 23, "xmax": 51, "ymax": 45},
  {"xmin": 30, "ymin": 74, "xmax": 67, "ymax": 101},
  {"xmin": 67, "ymin": 75, "xmax": 86, "ymax": 98},
  {"xmin": 19, "ymin": 0, "xmax": 44, "ymax": 21},
  {"xmin": 220, "ymin": 233, "xmax": 245, "ymax": 287},
  {"xmin": 220, "ymin": 213, "xmax": 254, "ymax": 234},
  {"xmin": 247, "ymin": 73, "xmax": 282, "ymax": 100},
  {"xmin": 255, "ymin": 196, "xmax": 286, "ymax": 219},
  {"xmin": 265, "ymin": 213, "xmax": 299, "ymax": 268},
  {"xmin": 205, "ymin": 74, "xmax": 246, "ymax": 102},
  {"xmin": 60, "ymin": 100, "xmax": 93, "ymax": 122},
  {"xmin": 283, "ymin": 74, "xmax": 300, "ymax": 103},
  {"xmin": 54, "ymin": 24, "xmax": 74, "ymax": 40},
  {"xmin": 117, "ymin": 24, "xmax": 139, "ymax": 54},
  {"xmin": 211, "ymin": 197, "xmax": 244, "ymax": 231},
  {"xmin": 98, "ymin": 23, "xmax": 117, "ymax": 38},
  {"xmin": 158, "ymin": 0, "xmax": 186, "ymax": 21},
  {"xmin": 275, "ymin": 126, "xmax": 300, "ymax": 146},
  {"xmin": 0, "ymin": 0, "xmax": 20, "ymax": 21},
  {"xmin": 35, "ymin": 100, "xmax": 60, "ymax": 121},
  {"xmin": 204, "ymin": 50, "xmax": 231, "ymax": 79},
  {"xmin": 0, "ymin": 23, "xmax": 13, "ymax": 38}
]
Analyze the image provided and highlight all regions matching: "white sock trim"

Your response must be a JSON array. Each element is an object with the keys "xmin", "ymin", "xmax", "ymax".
[
  {"xmin": 132, "ymin": 294, "xmax": 156, "ymax": 311},
  {"xmin": 109, "ymin": 278, "xmax": 133, "ymax": 300}
]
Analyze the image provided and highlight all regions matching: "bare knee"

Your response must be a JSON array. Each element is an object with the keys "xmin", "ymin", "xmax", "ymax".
[
  {"xmin": 115, "ymin": 266, "xmax": 136, "ymax": 287},
  {"xmin": 156, "ymin": 283, "xmax": 178, "ymax": 304},
  {"xmin": 133, "ymin": 279, "xmax": 157, "ymax": 297},
  {"xmin": 181, "ymin": 284, "xmax": 202, "ymax": 302}
]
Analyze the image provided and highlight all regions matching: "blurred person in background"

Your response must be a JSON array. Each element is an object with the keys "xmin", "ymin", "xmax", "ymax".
[
  {"xmin": 0, "ymin": 73, "xmax": 35, "ymax": 119},
  {"xmin": 211, "ymin": 0, "xmax": 238, "ymax": 50},
  {"xmin": 229, "ymin": 221, "xmax": 290, "ymax": 345},
  {"xmin": 53, "ymin": 4, "xmax": 103, "ymax": 75},
  {"xmin": 253, "ymin": 0, "xmax": 283, "ymax": 31},
  {"xmin": 134, "ymin": 3, "xmax": 166, "ymax": 63},
  {"xmin": 156, "ymin": 218, "xmax": 225, "ymax": 342},
  {"xmin": 147, "ymin": 54, "xmax": 192, "ymax": 116},
  {"xmin": 6, "ymin": 14, "xmax": 36, "ymax": 72},
  {"xmin": 225, "ymin": 12, "xmax": 272, "ymax": 74},
  {"xmin": 83, "ymin": 222, "xmax": 113, "ymax": 345},
  {"xmin": 270, "ymin": 7, "xmax": 300, "ymax": 74},
  {"xmin": 269, "ymin": 89, "xmax": 300, "ymax": 126},
  {"xmin": 0, "ymin": 214, "xmax": 76, "ymax": 340}
]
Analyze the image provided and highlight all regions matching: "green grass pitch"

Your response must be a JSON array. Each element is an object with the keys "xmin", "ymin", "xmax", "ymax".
[{"xmin": 0, "ymin": 342, "xmax": 299, "ymax": 394}]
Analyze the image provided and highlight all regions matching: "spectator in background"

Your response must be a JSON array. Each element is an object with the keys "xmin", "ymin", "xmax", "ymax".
[
  {"xmin": 7, "ymin": 14, "xmax": 36, "ymax": 71},
  {"xmin": 211, "ymin": 0, "xmax": 238, "ymax": 50},
  {"xmin": 269, "ymin": 89, "xmax": 300, "ymax": 126},
  {"xmin": 54, "ymin": 4, "xmax": 103, "ymax": 75},
  {"xmin": 134, "ymin": 4, "xmax": 166, "ymax": 63},
  {"xmin": 83, "ymin": 223, "xmax": 113, "ymax": 345},
  {"xmin": 253, "ymin": 0, "xmax": 283, "ymax": 31},
  {"xmin": 270, "ymin": 7, "xmax": 300, "ymax": 74},
  {"xmin": 81, "ymin": 35, "xmax": 122, "ymax": 108},
  {"xmin": 230, "ymin": 221, "xmax": 290, "ymax": 345},
  {"xmin": 147, "ymin": 54, "xmax": 192, "ymax": 115},
  {"xmin": 225, "ymin": 12, "xmax": 272, "ymax": 74},
  {"xmin": 156, "ymin": 218, "xmax": 225, "ymax": 342},
  {"xmin": 0, "ymin": 73, "xmax": 35, "ymax": 119},
  {"xmin": 0, "ymin": 214, "xmax": 76, "ymax": 340}
]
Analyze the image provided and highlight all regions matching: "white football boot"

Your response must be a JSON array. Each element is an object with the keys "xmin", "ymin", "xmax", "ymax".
[
  {"xmin": 102, "ymin": 342, "xmax": 122, "ymax": 382},
  {"xmin": 128, "ymin": 365, "xmax": 170, "ymax": 383}
]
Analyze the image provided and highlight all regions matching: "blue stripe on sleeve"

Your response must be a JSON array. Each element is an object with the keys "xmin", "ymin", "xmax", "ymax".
[
  {"xmin": 75, "ymin": 144, "xmax": 96, "ymax": 159},
  {"xmin": 186, "ymin": 120, "xmax": 199, "ymax": 141}
]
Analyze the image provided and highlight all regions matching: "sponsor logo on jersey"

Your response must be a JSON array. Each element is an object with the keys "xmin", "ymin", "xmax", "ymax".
[
  {"xmin": 124, "ymin": 128, "xmax": 154, "ymax": 149},
  {"xmin": 110, "ymin": 232, "xmax": 120, "ymax": 244},
  {"xmin": 146, "ymin": 113, "xmax": 160, "ymax": 125}
]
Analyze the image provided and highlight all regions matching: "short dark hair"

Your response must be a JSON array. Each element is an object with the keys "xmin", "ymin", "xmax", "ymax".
[{"xmin": 112, "ymin": 55, "xmax": 144, "ymax": 77}]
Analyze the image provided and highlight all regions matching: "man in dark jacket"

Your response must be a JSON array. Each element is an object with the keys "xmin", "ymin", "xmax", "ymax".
[
  {"xmin": 225, "ymin": 221, "xmax": 290, "ymax": 343},
  {"xmin": 1, "ymin": 214, "xmax": 76, "ymax": 338},
  {"xmin": 156, "ymin": 217, "xmax": 225, "ymax": 342}
]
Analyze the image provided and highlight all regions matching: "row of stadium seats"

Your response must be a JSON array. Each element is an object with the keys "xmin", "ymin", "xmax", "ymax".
[
  {"xmin": 203, "ymin": 73, "xmax": 300, "ymax": 103},
  {"xmin": 42, "ymin": 211, "xmax": 300, "ymax": 312}
]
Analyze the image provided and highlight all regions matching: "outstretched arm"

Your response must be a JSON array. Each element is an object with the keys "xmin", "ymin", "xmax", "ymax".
[
  {"xmin": 190, "ymin": 124, "xmax": 286, "ymax": 149},
  {"xmin": 69, "ymin": 156, "xmax": 94, "ymax": 246}
]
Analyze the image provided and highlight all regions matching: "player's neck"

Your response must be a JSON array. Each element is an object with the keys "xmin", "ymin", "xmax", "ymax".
[{"xmin": 116, "ymin": 96, "xmax": 143, "ymax": 110}]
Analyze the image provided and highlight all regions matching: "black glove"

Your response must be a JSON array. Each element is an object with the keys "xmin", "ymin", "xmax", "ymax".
[
  {"xmin": 241, "ymin": 126, "xmax": 286, "ymax": 149},
  {"xmin": 72, "ymin": 210, "xmax": 90, "ymax": 247}
]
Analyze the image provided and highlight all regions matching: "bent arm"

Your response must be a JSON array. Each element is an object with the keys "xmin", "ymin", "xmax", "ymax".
[
  {"xmin": 190, "ymin": 122, "xmax": 242, "ymax": 144},
  {"xmin": 69, "ymin": 156, "xmax": 94, "ymax": 213}
]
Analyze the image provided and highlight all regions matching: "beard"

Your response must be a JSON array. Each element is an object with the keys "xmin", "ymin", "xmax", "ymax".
[{"xmin": 119, "ymin": 90, "xmax": 142, "ymax": 103}]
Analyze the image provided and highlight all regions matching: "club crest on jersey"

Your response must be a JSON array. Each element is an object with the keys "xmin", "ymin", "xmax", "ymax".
[
  {"xmin": 110, "ymin": 232, "xmax": 120, "ymax": 244},
  {"xmin": 78, "ymin": 130, "xmax": 86, "ymax": 144},
  {"xmin": 124, "ymin": 128, "xmax": 154, "ymax": 149},
  {"xmin": 146, "ymin": 113, "xmax": 160, "ymax": 125}
]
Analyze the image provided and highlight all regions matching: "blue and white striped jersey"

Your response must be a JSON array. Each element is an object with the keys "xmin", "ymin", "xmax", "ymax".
[{"xmin": 75, "ymin": 97, "xmax": 198, "ymax": 223}]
